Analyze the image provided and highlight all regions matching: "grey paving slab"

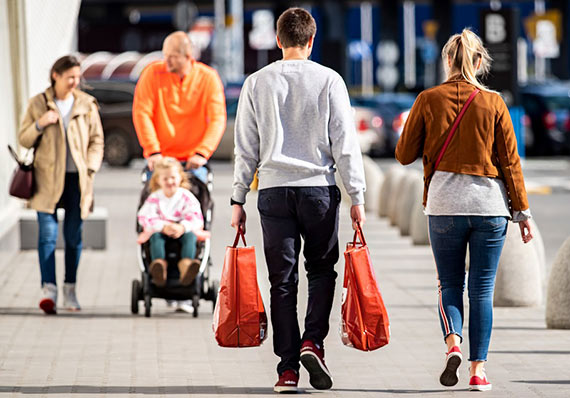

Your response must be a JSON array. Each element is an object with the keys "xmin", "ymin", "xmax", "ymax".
[{"xmin": 0, "ymin": 160, "xmax": 569, "ymax": 397}]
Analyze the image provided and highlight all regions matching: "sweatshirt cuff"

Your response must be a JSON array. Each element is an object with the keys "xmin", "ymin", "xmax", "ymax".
[
  {"xmin": 232, "ymin": 187, "xmax": 249, "ymax": 205},
  {"xmin": 350, "ymin": 191, "xmax": 365, "ymax": 206}
]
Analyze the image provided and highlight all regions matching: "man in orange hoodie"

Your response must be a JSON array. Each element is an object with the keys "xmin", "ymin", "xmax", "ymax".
[{"xmin": 133, "ymin": 31, "xmax": 226, "ymax": 182}]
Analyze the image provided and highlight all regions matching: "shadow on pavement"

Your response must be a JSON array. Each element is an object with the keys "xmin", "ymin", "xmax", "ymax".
[
  {"xmin": 0, "ymin": 385, "xmax": 466, "ymax": 395},
  {"xmin": 0, "ymin": 386, "xmax": 279, "ymax": 395},
  {"xmin": 333, "ymin": 388, "xmax": 466, "ymax": 394},
  {"xmin": 513, "ymin": 380, "xmax": 570, "ymax": 385},
  {"xmin": 0, "ymin": 307, "xmax": 210, "ymax": 319},
  {"xmin": 492, "ymin": 326, "xmax": 547, "ymax": 331}
]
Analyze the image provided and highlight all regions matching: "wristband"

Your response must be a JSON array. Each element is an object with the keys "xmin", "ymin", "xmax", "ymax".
[{"xmin": 231, "ymin": 198, "xmax": 244, "ymax": 206}]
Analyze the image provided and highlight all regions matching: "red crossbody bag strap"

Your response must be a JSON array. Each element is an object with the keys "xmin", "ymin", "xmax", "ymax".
[{"xmin": 434, "ymin": 89, "xmax": 480, "ymax": 170}]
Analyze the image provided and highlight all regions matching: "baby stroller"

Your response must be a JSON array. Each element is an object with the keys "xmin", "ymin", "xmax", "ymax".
[{"xmin": 131, "ymin": 165, "xmax": 219, "ymax": 318}]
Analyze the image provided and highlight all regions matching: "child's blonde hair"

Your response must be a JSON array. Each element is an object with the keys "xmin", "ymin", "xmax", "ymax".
[
  {"xmin": 442, "ymin": 28, "xmax": 493, "ymax": 92},
  {"xmin": 149, "ymin": 157, "xmax": 191, "ymax": 192}
]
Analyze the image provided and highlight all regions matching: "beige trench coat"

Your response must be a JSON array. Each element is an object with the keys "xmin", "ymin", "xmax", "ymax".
[{"xmin": 18, "ymin": 87, "xmax": 104, "ymax": 220}]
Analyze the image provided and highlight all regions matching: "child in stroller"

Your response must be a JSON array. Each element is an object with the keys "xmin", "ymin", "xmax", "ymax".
[
  {"xmin": 132, "ymin": 157, "xmax": 218, "ymax": 317},
  {"xmin": 137, "ymin": 157, "xmax": 210, "ymax": 286}
]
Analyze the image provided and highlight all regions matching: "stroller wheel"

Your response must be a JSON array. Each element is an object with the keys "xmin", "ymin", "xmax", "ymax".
[
  {"xmin": 144, "ymin": 294, "xmax": 151, "ymax": 317},
  {"xmin": 192, "ymin": 294, "xmax": 199, "ymax": 318},
  {"xmin": 209, "ymin": 280, "xmax": 219, "ymax": 312},
  {"xmin": 131, "ymin": 279, "xmax": 141, "ymax": 314}
]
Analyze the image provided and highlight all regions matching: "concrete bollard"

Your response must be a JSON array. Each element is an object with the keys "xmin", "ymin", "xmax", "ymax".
[
  {"xmin": 546, "ymin": 236, "xmax": 570, "ymax": 329},
  {"xmin": 494, "ymin": 220, "xmax": 542, "ymax": 307},
  {"xmin": 335, "ymin": 172, "xmax": 352, "ymax": 204},
  {"xmin": 395, "ymin": 171, "xmax": 423, "ymax": 235},
  {"xmin": 378, "ymin": 166, "xmax": 406, "ymax": 218},
  {"xmin": 362, "ymin": 155, "xmax": 384, "ymax": 215},
  {"xmin": 387, "ymin": 169, "xmax": 407, "ymax": 225},
  {"xmin": 410, "ymin": 198, "xmax": 429, "ymax": 245},
  {"xmin": 530, "ymin": 219, "xmax": 546, "ymax": 284}
]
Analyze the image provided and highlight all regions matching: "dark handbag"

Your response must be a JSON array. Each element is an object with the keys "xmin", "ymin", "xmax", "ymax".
[
  {"xmin": 423, "ymin": 89, "xmax": 480, "ymax": 199},
  {"xmin": 8, "ymin": 145, "xmax": 34, "ymax": 199},
  {"xmin": 8, "ymin": 93, "xmax": 48, "ymax": 200}
]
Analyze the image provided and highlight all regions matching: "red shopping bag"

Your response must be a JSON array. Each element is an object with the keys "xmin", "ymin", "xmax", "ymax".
[
  {"xmin": 213, "ymin": 228, "xmax": 268, "ymax": 347},
  {"xmin": 341, "ymin": 224, "xmax": 390, "ymax": 351}
]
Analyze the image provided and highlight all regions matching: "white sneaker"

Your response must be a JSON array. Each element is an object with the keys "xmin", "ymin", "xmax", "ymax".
[
  {"xmin": 63, "ymin": 283, "xmax": 81, "ymax": 311},
  {"xmin": 39, "ymin": 283, "xmax": 57, "ymax": 314},
  {"xmin": 175, "ymin": 300, "xmax": 194, "ymax": 314}
]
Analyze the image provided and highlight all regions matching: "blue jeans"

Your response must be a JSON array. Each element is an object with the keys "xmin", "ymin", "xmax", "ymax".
[
  {"xmin": 428, "ymin": 215, "xmax": 508, "ymax": 361},
  {"xmin": 37, "ymin": 173, "xmax": 83, "ymax": 286},
  {"xmin": 257, "ymin": 186, "xmax": 341, "ymax": 375}
]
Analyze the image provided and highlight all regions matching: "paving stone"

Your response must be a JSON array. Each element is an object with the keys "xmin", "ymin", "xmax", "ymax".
[{"xmin": 0, "ymin": 161, "xmax": 568, "ymax": 397}]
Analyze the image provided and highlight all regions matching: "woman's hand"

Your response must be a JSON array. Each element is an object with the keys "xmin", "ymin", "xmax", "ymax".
[
  {"xmin": 37, "ymin": 110, "xmax": 59, "ymax": 129},
  {"xmin": 519, "ymin": 220, "xmax": 533, "ymax": 244}
]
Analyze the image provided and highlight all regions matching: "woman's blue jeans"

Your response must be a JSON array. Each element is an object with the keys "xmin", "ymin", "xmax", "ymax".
[
  {"xmin": 37, "ymin": 173, "xmax": 83, "ymax": 286},
  {"xmin": 428, "ymin": 215, "xmax": 508, "ymax": 361}
]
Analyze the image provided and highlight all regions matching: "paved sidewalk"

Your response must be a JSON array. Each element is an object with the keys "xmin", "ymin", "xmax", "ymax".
[{"xmin": 0, "ymin": 161, "xmax": 569, "ymax": 397}]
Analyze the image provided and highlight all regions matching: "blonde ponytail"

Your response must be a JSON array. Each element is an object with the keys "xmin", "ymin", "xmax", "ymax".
[{"xmin": 442, "ymin": 28, "xmax": 494, "ymax": 92}]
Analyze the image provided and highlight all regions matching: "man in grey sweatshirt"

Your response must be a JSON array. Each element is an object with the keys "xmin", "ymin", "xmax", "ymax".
[{"xmin": 230, "ymin": 8, "xmax": 366, "ymax": 393}]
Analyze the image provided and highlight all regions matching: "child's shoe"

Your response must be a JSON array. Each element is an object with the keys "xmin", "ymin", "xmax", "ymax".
[
  {"xmin": 149, "ymin": 259, "xmax": 167, "ymax": 287},
  {"xmin": 178, "ymin": 258, "xmax": 200, "ymax": 286}
]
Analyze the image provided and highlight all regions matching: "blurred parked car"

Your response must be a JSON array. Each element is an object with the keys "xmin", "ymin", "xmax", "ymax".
[
  {"xmin": 350, "ymin": 93, "xmax": 416, "ymax": 156},
  {"xmin": 85, "ymin": 79, "xmax": 240, "ymax": 165},
  {"xmin": 83, "ymin": 80, "xmax": 141, "ymax": 166},
  {"xmin": 210, "ymin": 83, "xmax": 241, "ymax": 161},
  {"xmin": 520, "ymin": 83, "xmax": 570, "ymax": 156}
]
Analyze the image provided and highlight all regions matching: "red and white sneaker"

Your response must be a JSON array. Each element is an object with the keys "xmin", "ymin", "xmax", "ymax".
[
  {"xmin": 300, "ymin": 340, "xmax": 333, "ymax": 390},
  {"xmin": 274, "ymin": 370, "xmax": 299, "ymax": 394},
  {"xmin": 439, "ymin": 346, "xmax": 462, "ymax": 387},
  {"xmin": 469, "ymin": 371, "xmax": 492, "ymax": 391},
  {"xmin": 39, "ymin": 283, "xmax": 57, "ymax": 315}
]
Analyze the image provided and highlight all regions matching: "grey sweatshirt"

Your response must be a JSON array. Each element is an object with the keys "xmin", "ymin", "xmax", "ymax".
[{"xmin": 232, "ymin": 59, "xmax": 366, "ymax": 205}]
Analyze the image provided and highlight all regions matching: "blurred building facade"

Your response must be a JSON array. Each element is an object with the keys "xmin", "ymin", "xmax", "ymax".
[{"xmin": 1, "ymin": 0, "xmax": 80, "ymax": 256}]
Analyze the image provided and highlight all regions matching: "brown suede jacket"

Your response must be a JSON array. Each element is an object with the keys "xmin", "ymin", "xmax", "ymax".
[{"xmin": 395, "ymin": 79, "xmax": 529, "ymax": 212}]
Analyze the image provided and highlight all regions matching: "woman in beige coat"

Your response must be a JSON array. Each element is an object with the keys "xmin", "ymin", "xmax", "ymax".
[{"xmin": 18, "ymin": 55, "xmax": 104, "ymax": 314}]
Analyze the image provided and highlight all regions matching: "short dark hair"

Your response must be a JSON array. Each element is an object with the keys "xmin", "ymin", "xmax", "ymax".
[
  {"xmin": 276, "ymin": 7, "xmax": 316, "ymax": 48},
  {"xmin": 50, "ymin": 55, "xmax": 81, "ymax": 87}
]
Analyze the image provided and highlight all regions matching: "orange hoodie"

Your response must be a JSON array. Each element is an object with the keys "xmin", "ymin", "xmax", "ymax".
[{"xmin": 133, "ymin": 60, "xmax": 226, "ymax": 160}]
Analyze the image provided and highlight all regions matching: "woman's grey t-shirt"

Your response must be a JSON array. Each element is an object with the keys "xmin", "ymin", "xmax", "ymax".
[
  {"xmin": 54, "ymin": 96, "xmax": 77, "ymax": 172},
  {"xmin": 425, "ymin": 171, "xmax": 531, "ymax": 222}
]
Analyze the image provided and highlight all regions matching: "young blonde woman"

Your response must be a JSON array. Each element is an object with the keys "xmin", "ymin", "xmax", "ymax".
[
  {"xmin": 396, "ymin": 29, "xmax": 533, "ymax": 391},
  {"xmin": 18, "ymin": 55, "xmax": 104, "ymax": 314}
]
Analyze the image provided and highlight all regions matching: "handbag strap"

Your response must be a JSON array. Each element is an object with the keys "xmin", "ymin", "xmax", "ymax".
[
  {"xmin": 32, "ymin": 93, "xmax": 50, "ymax": 150},
  {"xmin": 351, "ymin": 222, "xmax": 367, "ymax": 247},
  {"xmin": 434, "ymin": 89, "xmax": 480, "ymax": 170},
  {"xmin": 232, "ymin": 227, "xmax": 247, "ymax": 248},
  {"xmin": 7, "ymin": 93, "xmax": 50, "ymax": 166}
]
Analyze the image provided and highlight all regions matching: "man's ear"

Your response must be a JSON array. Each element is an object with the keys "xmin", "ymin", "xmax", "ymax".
[
  {"xmin": 307, "ymin": 35, "xmax": 314, "ymax": 50},
  {"xmin": 276, "ymin": 35, "xmax": 283, "ymax": 49}
]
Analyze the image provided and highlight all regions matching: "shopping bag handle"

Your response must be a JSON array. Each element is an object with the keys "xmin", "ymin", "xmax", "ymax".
[
  {"xmin": 232, "ymin": 227, "xmax": 247, "ymax": 248},
  {"xmin": 352, "ymin": 222, "xmax": 367, "ymax": 247}
]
